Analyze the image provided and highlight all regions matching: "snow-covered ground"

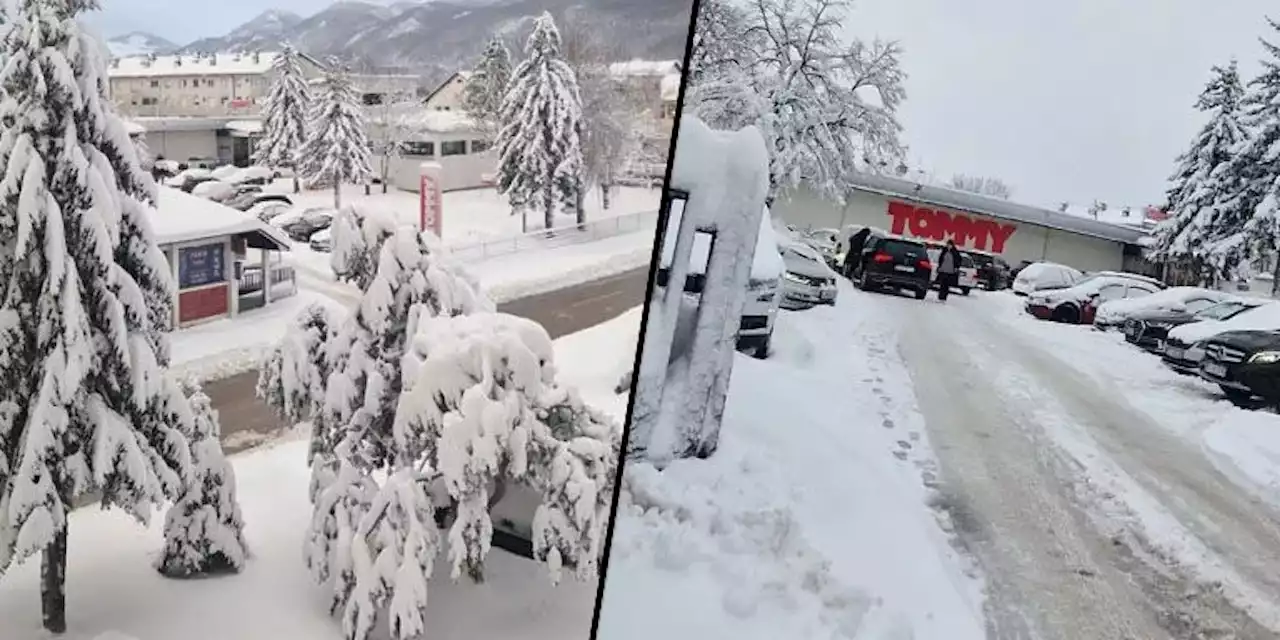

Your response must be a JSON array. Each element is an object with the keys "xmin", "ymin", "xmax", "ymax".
[
  {"xmin": 258, "ymin": 179, "xmax": 659, "ymax": 247},
  {"xmin": 0, "ymin": 307, "xmax": 642, "ymax": 640},
  {"xmin": 599, "ymin": 290, "xmax": 987, "ymax": 640}
]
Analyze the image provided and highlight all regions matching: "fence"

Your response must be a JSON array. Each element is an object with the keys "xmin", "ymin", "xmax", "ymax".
[
  {"xmin": 447, "ymin": 210, "xmax": 658, "ymax": 263},
  {"xmin": 237, "ymin": 264, "xmax": 298, "ymax": 312}
]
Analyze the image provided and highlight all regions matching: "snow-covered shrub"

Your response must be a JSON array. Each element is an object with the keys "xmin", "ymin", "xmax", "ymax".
[
  {"xmin": 156, "ymin": 387, "xmax": 249, "ymax": 578},
  {"xmin": 307, "ymin": 311, "xmax": 618, "ymax": 640},
  {"xmin": 257, "ymin": 303, "xmax": 338, "ymax": 438},
  {"xmin": 330, "ymin": 204, "xmax": 398, "ymax": 291}
]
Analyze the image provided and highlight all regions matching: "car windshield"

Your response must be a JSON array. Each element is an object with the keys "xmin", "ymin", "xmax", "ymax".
[
  {"xmin": 1195, "ymin": 302, "xmax": 1244, "ymax": 320},
  {"xmin": 880, "ymin": 239, "xmax": 926, "ymax": 259}
]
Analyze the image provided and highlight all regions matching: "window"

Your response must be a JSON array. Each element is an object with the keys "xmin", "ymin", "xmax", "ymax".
[
  {"xmin": 1184, "ymin": 298, "xmax": 1217, "ymax": 314},
  {"xmin": 1097, "ymin": 283, "xmax": 1127, "ymax": 301},
  {"xmin": 470, "ymin": 139, "xmax": 491, "ymax": 153},
  {"xmin": 1124, "ymin": 285, "xmax": 1155, "ymax": 299},
  {"xmin": 141, "ymin": 97, "xmax": 157, "ymax": 106},
  {"xmin": 401, "ymin": 141, "xmax": 435, "ymax": 157},
  {"xmin": 149, "ymin": 80, "xmax": 159, "ymax": 88},
  {"xmin": 441, "ymin": 140, "xmax": 467, "ymax": 156}
]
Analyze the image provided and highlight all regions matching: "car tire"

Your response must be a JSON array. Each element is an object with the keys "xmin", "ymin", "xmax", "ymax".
[
  {"xmin": 855, "ymin": 269, "xmax": 868, "ymax": 290},
  {"xmin": 914, "ymin": 287, "xmax": 927, "ymax": 300},
  {"xmin": 961, "ymin": 287, "xmax": 971, "ymax": 296},
  {"xmin": 1051, "ymin": 304, "xmax": 1080, "ymax": 324}
]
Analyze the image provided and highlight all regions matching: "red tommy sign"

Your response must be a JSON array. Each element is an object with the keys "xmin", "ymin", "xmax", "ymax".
[{"xmin": 886, "ymin": 201, "xmax": 1017, "ymax": 253}]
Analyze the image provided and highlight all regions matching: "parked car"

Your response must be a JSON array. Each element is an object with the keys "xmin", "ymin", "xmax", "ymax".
[
  {"xmin": 1023, "ymin": 273, "xmax": 1162, "ymax": 324},
  {"xmin": 186, "ymin": 157, "xmax": 219, "ymax": 170},
  {"xmin": 228, "ymin": 165, "xmax": 276, "ymax": 186},
  {"xmin": 1195, "ymin": 329, "xmax": 1280, "ymax": 405},
  {"xmin": 309, "ymin": 227, "xmax": 333, "ymax": 253},
  {"xmin": 799, "ymin": 228, "xmax": 840, "ymax": 267},
  {"xmin": 1123, "ymin": 299, "xmax": 1263, "ymax": 352},
  {"xmin": 1093, "ymin": 286, "xmax": 1233, "ymax": 331},
  {"xmin": 967, "ymin": 250, "xmax": 1012, "ymax": 290},
  {"xmin": 1162, "ymin": 301, "xmax": 1280, "ymax": 374},
  {"xmin": 849, "ymin": 232, "xmax": 932, "ymax": 300},
  {"xmin": 1011, "ymin": 261, "xmax": 1082, "ymax": 296},
  {"xmin": 191, "ymin": 179, "xmax": 235, "ymax": 202},
  {"xmin": 167, "ymin": 170, "xmax": 214, "ymax": 192},
  {"xmin": 655, "ymin": 200, "xmax": 785, "ymax": 359},
  {"xmin": 271, "ymin": 207, "xmax": 336, "ymax": 242},
  {"xmin": 925, "ymin": 246, "xmax": 978, "ymax": 295},
  {"xmin": 225, "ymin": 189, "xmax": 287, "ymax": 212},
  {"xmin": 248, "ymin": 200, "xmax": 293, "ymax": 223},
  {"xmin": 778, "ymin": 240, "xmax": 839, "ymax": 309}
]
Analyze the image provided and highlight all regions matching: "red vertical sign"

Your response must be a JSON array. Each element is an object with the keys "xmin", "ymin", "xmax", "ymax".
[{"xmin": 419, "ymin": 172, "xmax": 443, "ymax": 237}]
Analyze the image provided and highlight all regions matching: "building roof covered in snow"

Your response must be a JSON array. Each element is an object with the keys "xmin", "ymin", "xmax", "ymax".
[
  {"xmin": 122, "ymin": 119, "xmax": 146, "ymax": 136},
  {"xmin": 609, "ymin": 59, "xmax": 680, "ymax": 77},
  {"xmin": 151, "ymin": 187, "xmax": 291, "ymax": 250},
  {"xmin": 109, "ymin": 51, "xmax": 321, "ymax": 78},
  {"xmin": 846, "ymin": 172, "xmax": 1149, "ymax": 245}
]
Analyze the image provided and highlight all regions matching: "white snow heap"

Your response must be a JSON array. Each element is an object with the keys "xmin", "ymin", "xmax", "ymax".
[
  {"xmin": 631, "ymin": 115, "xmax": 771, "ymax": 464},
  {"xmin": 0, "ymin": 0, "xmax": 197, "ymax": 599},
  {"xmin": 156, "ymin": 387, "xmax": 249, "ymax": 578},
  {"xmin": 329, "ymin": 204, "xmax": 399, "ymax": 292},
  {"xmin": 688, "ymin": 0, "xmax": 907, "ymax": 201},
  {"xmin": 256, "ymin": 303, "xmax": 339, "ymax": 437},
  {"xmin": 494, "ymin": 12, "xmax": 586, "ymax": 229},
  {"xmin": 253, "ymin": 43, "xmax": 313, "ymax": 170},
  {"xmin": 298, "ymin": 58, "xmax": 374, "ymax": 194}
]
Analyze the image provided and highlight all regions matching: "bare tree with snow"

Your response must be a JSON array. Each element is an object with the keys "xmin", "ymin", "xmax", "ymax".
[
  {"xmin": 495, "ymin": 13, "xmax": 586, "ymax": 232},
  {"xmin": 254, "ymin": 43, "xmax": 312, "ymax": 194},
  {"xmin": 156, "ymin": 387, "xmax": 249, "ymax": 578},
  {"xmin": 329, "ymin": 205, "xmax": 398, "ymax": 291},
  {"xmin": 688, "ymin": 0, "xmax": 908, "ymax": 203},
  {"xmin": 298, "ymin": 57, "xmax": 374, "ymax": 209},
  {"xmin": 560, "ymin": 14, "xmax": 641, "ymax": 214},
  {"xmin": 463, "ymin": 35, "xmax": 513, "ymax": 135},
  {"xmin": 949, "ymin": 174, "xmax": 1013, "ymax": 199},
  {"xmin": 0, "ymin": 0, "xmax": 211, "ymax": 632}
]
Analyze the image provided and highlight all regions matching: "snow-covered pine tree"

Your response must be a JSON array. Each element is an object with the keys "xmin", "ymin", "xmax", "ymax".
[
  {"xmin": 0, "ymin": 0, "xmax": 198, "ymax": 632},
  {"xmin": 304, "ymin": 227, "xmax": 493, "ymax": 504},
  {"xmin": 256, "ymin": 303, "xmax": 338, "ymax": 435},
  {"xmin": 156, "ymin": 387, "xmax": 249, "ymax": 578},
  {"xmin": 298, "ymin": 57, "xmax": 374, "ymax": 210},
  {"xmin": 254, "ymin": 43, "xmax": 313, "ymax": 194},
  {"xmin": 561, "ymin": 14, "xmax": 636, "ymax": 215},
  {"xmin": 462, "ymin": 35, "xmax": 513, "ymax": 134},
  {"xmin": 311, "ymin": 311, "xmax": 618, "ymax": 640},
  {"xmin": 329, "ymin": 204, "xmax": 398, "ymax": 291},
  {"xmin": 1150, "ymin": 59, "xmax": 1248, "ymax": 277},
  {"xmin": 495, "ymin": 13, "xmax": 585, "ymax": 232},
  {"xmin": 1228, "ymin": 19, "xmax": 1280, "ymax": 292}
]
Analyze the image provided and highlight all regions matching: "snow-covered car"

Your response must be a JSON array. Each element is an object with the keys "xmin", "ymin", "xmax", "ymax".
[
  {"xmin": 209, "ymin": 165, "xmax": 242, "ymax": 181},
  {"xmin": 272, "ymin": 207, "xmax": 336, "ymax": 242},
  {"xmin": 926, "ymin": 247, "xmax": 978, "ymax": 295},
  {"xmin": 1162, "ymin": 301, "xmax": 1280, "ymax": 374},
  {"xmin": 1092, "ymin": 286, "xmax": 1233, "ymax": 330},
  {"xmin": 309, "ymin": 227, "xmax": 332, "ymax": 253},
  {"xmin": 778, "ymin": 240, "xmax": 838, "ymax": 309},
  {"xmin": 190, "ymin": 179, "xmax": 235, "ymax": 202},
  {"xmin": 657, "ymin": 200, "xmax": 784, "ymax": 359},
  {"xmin": 227, "ymin": 165, "xmax": 275, "ymax": 185},
  {"xmin": 1010, "ymin": 262, "xmax": 1083, "ymax": 296},
  {"xmin": 800, "ymin": 228, "xmax": 840, "ymax": 266},
  {"xmin": 1123, "ymin": 299, "xmax": 1263, "ymax": 352},
  {"xmin": 1023, "ymin": 273, "xmax": 1162, "ymax": 324},
  {"xmin": 165, "ymin": 167, "xmax": 212, "ymax": 189},
  {"xmin": 248, "ymin": 200, "xmax": 293, "ymax": 223}
]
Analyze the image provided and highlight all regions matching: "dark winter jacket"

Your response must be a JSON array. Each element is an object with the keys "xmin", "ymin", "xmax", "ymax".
[
  {"xmin": 936, "ymin": 245, "xmax": 962, "ymax": 274},
  {"xmin": 846, "ymin": 228, "xmax": 871, "ymax": 271}
]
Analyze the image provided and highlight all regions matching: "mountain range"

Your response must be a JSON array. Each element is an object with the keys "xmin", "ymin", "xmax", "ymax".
[{"xmin": 107, "ymin": 0, "xmax": 692, "ymax": 84}]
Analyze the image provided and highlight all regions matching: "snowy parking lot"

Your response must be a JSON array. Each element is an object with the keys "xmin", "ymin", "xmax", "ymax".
[{"xmin": 601, "ymin": 281, "xmax": 1280, "ymax": 640}]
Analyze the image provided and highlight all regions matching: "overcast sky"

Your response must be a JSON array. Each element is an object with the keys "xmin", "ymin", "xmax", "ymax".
[
  {"xmin": 84, "ymin": 0, "xmax": 342, "ymax": 44},
  {"xmin": 847, "ymin": 0, "xmax": 1277, "ymax": 209}
]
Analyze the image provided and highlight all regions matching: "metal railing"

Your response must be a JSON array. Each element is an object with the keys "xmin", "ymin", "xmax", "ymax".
[{"xmin": 447, "ymin": 210, "xmax": 658, "ymax": 263}]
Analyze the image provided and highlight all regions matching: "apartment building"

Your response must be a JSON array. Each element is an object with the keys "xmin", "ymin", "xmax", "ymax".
[{"xmin": 108, "ymin": 52, "xmax": 325, "ymax": 119}]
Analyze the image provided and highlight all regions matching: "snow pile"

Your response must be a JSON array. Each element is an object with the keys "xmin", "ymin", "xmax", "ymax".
[
  {"xmin": 1203, "ymin": 412, "xmax": 1280, "ymax": 506},
  {"xmin": 600, "ymin": 293, "xmax": 987, "ymax": 639}
]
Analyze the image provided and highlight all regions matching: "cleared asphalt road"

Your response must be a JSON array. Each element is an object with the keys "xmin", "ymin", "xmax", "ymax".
[{"xmin": 206, "ymin": 267, "xmax": 650, "ymax": 452}]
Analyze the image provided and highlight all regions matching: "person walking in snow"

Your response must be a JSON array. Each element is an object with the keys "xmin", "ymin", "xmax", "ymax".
[
  {"xmin": 843, "ymin": 227, "xmax": 871, "ymax": 279},
  {"xmin": 935, "ymin": 239, "xmax": 963, "ymax": 302}
]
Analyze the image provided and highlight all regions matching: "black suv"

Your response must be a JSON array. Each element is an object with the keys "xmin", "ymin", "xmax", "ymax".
[
  {"xmin": 1127, "ymin": 299, "xmax": 1260, "ymax": 353},
  {"xmin": 850, "ymin": 234, "xmax": 932, "ymax": 299},
  {"xmin": 1197, "ymin": 329, "xmax": 1280, "ymax": 405}
]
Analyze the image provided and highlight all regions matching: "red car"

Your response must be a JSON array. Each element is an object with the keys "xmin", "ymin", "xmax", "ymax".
[{"xmin": 1024, "ymin": 272, "xmax": 1164, "ymax": 324}]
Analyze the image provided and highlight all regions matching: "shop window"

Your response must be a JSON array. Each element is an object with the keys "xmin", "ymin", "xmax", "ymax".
[
  {"xmin": 402, "ymin": 141, "xmax": 435, "ymax": 157},
  {"xmin": 470, "ymin": 139, "xmax": 491, "ymax": 153},
  {"xmin": 441, "ymin": 140, "xmax": 467, "ymax": 156}
]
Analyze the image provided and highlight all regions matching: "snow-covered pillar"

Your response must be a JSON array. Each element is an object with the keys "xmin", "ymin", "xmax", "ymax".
[
  {"xmin": 633, "ymin": 117, "xmax": 770, "ymax": 465},
  {"xmin": 419, "ymin": 161, "xmax": 443, "ymax": 239},
  {"xmin": 227, "ymin": 238, "xmax": 239, "ymax": 318},
  {"xmin": 261, "ymin": 247, "xmax": 272, "ymax": 306},
  {"xmin": 169, "ymin": 246, "xmax": 181, "ymax": 328}
]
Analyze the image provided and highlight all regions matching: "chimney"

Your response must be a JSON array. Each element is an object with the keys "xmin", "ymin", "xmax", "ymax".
[
  {"xmin": 210, "ymin": 53, "xmax": 217, "ymax": 66},
  {"xmin": 252, "ymin": 51, "xmax": 261, "ymax": 64}
]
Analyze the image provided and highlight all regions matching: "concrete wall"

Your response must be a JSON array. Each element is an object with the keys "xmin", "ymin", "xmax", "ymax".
[
  {"xmin": 146, "ymin": 130, "xmax": 219, "ymax": 164},
  {"xmin": 374, "ymin": 135, "xmax": 495, "ymax": 193},
  {"xmin": 773, "ymin": 185, "xmax": 1127, "ymax": 272}
]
